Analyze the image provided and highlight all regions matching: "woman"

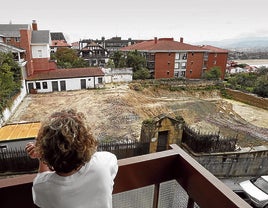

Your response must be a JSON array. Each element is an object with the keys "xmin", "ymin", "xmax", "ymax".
[{"xmin": 25, "ymin": 109, "xmax": 118, "ymax": 208}]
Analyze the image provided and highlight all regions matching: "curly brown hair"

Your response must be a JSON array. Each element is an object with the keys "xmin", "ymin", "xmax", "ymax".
[{"xmin": 35, "ymin": 109, "xmax": 98, "ymax": 173}]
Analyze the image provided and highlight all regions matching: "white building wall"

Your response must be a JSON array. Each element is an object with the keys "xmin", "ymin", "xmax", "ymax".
[
  {"xmin": 32, "ymin": 44, "xmax": 50, "ymax": 58},
  {"xmin": 103, "ymin": 68, "xmax": 133, "ymax": 83},
  {"xmin": 26, "ymin": 76, "xmax": 104, "ymax": 93},
  {"xmin": 0, "ymin": 81, "xmax": 27, "ymax": 127}
]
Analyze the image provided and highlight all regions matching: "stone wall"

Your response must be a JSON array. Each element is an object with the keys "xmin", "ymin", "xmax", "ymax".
[
  {"xmin": 183, "ymin": 144, "xmax": 268, "ymax": 177},
  {"xmin": 226, "ymin": 88, "xmax": 268, "ymax": 110}
]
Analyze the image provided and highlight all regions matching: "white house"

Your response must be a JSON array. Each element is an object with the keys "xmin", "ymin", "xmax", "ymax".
[
  {"xmin": 31, "ymin": 30, "xmax": 51, "ymax": 59},
  {"xmin": 26, "ymin": 67, "xmax": 105, "ymax": 93}
]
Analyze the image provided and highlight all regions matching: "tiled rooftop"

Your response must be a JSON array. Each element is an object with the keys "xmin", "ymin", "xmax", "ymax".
[
  {"xmin": 26, "ymin": 67, "xmax": 105, "ymax": 81},
  {"xmin": 200, "ymin": 45, "xmax": 229, "ymax": 53},
  {"xmin": 121, "ymin": 38, "xmax": 208, "ymax": 52}
]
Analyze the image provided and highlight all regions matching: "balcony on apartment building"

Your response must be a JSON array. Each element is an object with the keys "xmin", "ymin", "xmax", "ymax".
[{"xmin": 0, "ymin": 144, "xmax": 251, "ymax": 208}]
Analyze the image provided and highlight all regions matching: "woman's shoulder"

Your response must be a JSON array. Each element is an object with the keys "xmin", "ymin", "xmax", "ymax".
[{"xmin": 93, "ymin": 151, "xmax": 117, "ymax": 161}]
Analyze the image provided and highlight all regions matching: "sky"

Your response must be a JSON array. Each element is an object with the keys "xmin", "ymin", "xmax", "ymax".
[{"xmin": 1, "ymin": 0, "xmax": 268, "ymax": 44}]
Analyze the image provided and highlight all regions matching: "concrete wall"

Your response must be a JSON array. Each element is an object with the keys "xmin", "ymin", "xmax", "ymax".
[
  {"xmin": 226, "ymin": 88, "xmax": 268, "ymax": 110},
  {"xmin": 184, "ymin": 145, "xmax": 268, "ymax": 177},
  {"xmin": 103, "ymin": 68, "xmax": 133, "ymax": 83}
]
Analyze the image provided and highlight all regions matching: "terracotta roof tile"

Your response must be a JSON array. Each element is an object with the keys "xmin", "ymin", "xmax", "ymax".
[
  {"xmin": 121, "ymin": 38, "xmax": 207, "ymax": 52},
  {"xmin": 200, "ymin": 45, "xmax": 229, "ymax": 53},
  {"xmin": 51, "ymin": 40, "xmax": 71, "ymax": 47},
  {"xmin": 26, "ymin": 67, "xmax": 104, "ymax": 81}
]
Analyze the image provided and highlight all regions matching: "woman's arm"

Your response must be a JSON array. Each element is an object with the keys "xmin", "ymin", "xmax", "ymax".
[{"xmin": 25, "ymin": 142, "xmax": 51, "ymax": 173}]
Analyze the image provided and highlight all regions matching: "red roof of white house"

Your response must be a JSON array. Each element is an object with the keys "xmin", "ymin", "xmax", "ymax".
[
  {"xmin": 121, "ymin": 38, "xmax": 208, "ymax": 52},
  {"xmin": 200, "ymin": 45, "xmax": 229, "ymax": 53},
  {"xmin": 26, "ymin": 67, "xmax": 104, "ymax": 81}
]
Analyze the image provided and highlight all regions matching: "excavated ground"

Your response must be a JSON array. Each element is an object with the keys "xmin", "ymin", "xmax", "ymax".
[{"xmin": 8, "ymin": 83, "xmax": 268, "ymax": 147}]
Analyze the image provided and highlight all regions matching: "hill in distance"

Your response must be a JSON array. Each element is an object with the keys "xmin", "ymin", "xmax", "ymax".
[{"xmin": 194, "ymin": 36, "xmax": 268, "ymax": 51}]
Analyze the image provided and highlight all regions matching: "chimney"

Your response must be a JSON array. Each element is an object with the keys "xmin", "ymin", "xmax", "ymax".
[
  {"xmin": 154, "ymin": 37, "xmax": 157, "ymax": 44},
  {"xmin": 32, "ymin": 20, "xmax": 38, "ymax": 31},
  {"xmin": 180, "ymin": 37, "xmax": 183, "ymax": 43}
]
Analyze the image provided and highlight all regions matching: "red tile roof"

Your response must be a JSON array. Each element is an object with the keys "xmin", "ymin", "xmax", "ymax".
[
  {"xmin": 121, "ymin": 38, "xmax": 207, "ymax": 52},
  {"xmin": 51, "ymin": 40, "xmax": 71, "ymax": 47},
  {"xmin": 200, "ymin": 45, "xmax": 229, "ymax": 53},
  {"xmin": 26, "ymin": 67, "xmax": 104, "ymax": 81}
]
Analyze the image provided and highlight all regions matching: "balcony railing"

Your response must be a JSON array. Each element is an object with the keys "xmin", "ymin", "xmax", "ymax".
[{"xmin": 0, "ymin": 144, "xmax": 251, "ymax": 208}]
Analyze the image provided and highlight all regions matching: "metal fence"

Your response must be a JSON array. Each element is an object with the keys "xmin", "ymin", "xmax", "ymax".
[
  {"xmin": 0, "ymin": 141, "xmax": 150, "ymax": 174},
  {"xmin": 182, "ymin": 125, "xmax": 237, "ymax": 153}
]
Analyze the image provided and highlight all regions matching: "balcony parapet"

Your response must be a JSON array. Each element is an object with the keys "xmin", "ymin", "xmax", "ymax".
[{"xmin": 0, "ymin": 144, "xmax": 251, "ymax": 208}]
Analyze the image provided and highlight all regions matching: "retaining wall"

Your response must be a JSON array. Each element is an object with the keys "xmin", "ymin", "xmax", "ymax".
[
  {"xmin": 226, "ymin": 88, "xmax": 268, "ymax": 110},
  {"xmin": 183, "ymin": 144, "xmax": 268, "ymax": 177}
]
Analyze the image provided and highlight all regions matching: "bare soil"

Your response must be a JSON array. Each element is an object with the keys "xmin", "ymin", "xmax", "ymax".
[{"xmin": 8, "ymin": 83, "xmax": 268, "ymax": 147}]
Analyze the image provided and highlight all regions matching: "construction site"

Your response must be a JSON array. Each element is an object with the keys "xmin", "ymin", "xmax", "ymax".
[{"xmin": 7, "ymin": 83, "xmax": 268, "ymax": 148}]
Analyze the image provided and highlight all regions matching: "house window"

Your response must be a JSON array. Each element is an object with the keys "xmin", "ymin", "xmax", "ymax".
[
  {"xmin": 181, "ymin": 62, "xmax": 186, "ymax": 69},
  {"xmin": 38, "ymin": 50, "xmax": 42, "ymax": 58},
  {"xmin": 175, "ymin": 63, "xmax": 179, "ymax": 69},
  {"xmin": 36, "ymin": 82, "xmax": 41, "ymax": 89},
  {"xmin": 6, "ymin": 37, "xmax": 11, "ymax": 43},
  {"xmin": 182, "ymin": 53, "xmax": 187, "ymax": 60},
  {"xmin": 15, "ymin": 37, "xmax": 20, "ymax": 42},
  {"xmin": 42, "ymin": 82, "xmax": 48, "ymax": 89},
  {"xmin": 175, "ymin": 53, "xmax": 180, "ymax": 60},
  {"xmin": 98, "ymin": 77, "xmax": 103, "ymax": 84}
]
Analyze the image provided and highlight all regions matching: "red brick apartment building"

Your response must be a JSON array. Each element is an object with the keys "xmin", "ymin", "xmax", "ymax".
[
  {"xmin": 121, "ymin": 37, "xmax": 228, "ymax": 79},
  {"xmin": 0, "ymin": 20, "xmax": 57, "ymax": 77}
]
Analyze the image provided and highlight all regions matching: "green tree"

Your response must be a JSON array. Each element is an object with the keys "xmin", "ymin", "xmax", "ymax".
[
  {"xmin": 106, "ymin": 59, "xmax": 115, "ymax": 68},
  {"xmin": 253, "ymin": 74, "xmax": 268, "ymax": 97},
  {"xmin": 203, "ymin": 66, "xmax": 221, "ymax": 80},
  {"xmin": 257, "ymin": 66, "xmax": 268, "ymax": 76},
  {"xmin": 133, "ymin": 68, "xmax": 151, "ymax": 80},
  {"xmin": 0, "ymin": 52, "xmax": 22, "ymax": 112},
  {"xmin": 53, "ymin": 47, "xmax": 87, "ymax": 68},
  {"xmin": 126, "ymin": 50, "xmax": 146, "ymax": 72},
  {"xmin": 110, "ymin": 51, "xmax": 125, "ymax": 68},
  {"xmin": 227, "ymin": 73, "xmax": 258, "ymax": 92},
  {"xmin": 109, "ymin": 50, "xmax": 150, "ymax": 79}
]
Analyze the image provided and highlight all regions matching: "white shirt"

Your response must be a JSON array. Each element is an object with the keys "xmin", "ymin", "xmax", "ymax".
[{"xmin": 32, "ymin": 151, "xmax": 118, "ymax": 208}]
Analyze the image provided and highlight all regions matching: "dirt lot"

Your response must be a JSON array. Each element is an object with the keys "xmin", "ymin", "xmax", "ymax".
[{"xmin": 8, "ymin": 83, "xmax": 268, "ymax": 147}]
